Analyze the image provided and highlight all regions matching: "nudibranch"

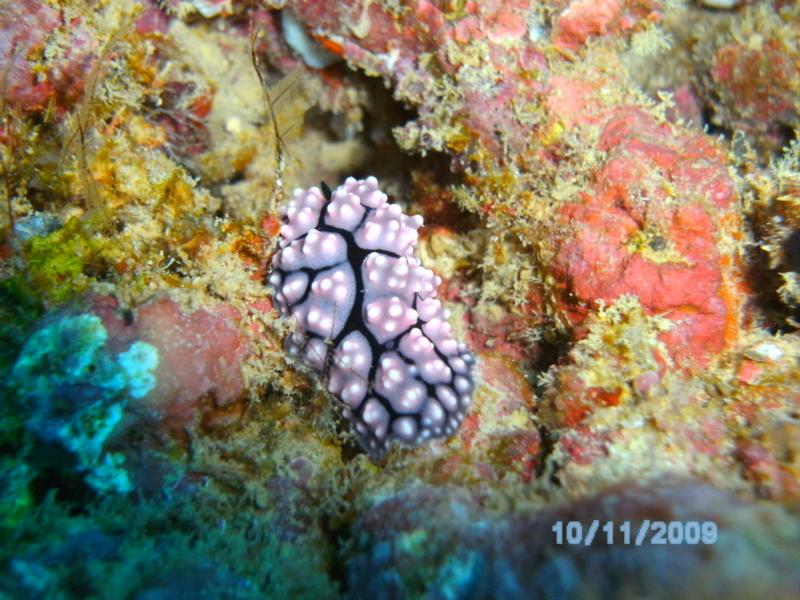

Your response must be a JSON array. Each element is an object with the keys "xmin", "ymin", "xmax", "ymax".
[{"xmin": 267, "ymin": 177, "xmax": 474, "ymax": 456}]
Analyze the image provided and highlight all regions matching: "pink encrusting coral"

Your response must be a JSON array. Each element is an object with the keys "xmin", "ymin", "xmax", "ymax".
[
  {"xmin": 93, "ymin": 295, "xmax": 249, "ymax": 426},
  {"xmin": 547, "ymin": 105, "xmax": 747, "ymax": 367},
  {"xmin": 268, "ymin": 177, "xmax": 475, "ymax": 456}
]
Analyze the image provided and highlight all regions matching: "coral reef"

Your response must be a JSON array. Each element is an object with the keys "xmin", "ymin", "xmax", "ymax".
[
  {"xmin": 693, "ymin": 2, "xmax": 800, "ymax": 158},
  {"xmin": 1, "ymin": 0, "xmax": 799, "ymax": 597},
  {"xmin": 11, "ymin": 313, "xmax": 158, "ymax": 493},
  {"xmin": 0, "ymin": 0, "xmax": 99, "ymax": 114}
]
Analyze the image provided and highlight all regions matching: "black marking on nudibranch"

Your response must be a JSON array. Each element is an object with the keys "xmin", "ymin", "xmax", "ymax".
[
  {"xmin": 267, "ymin": 177, "xmax": 474, "ymax": 456},
  {"xmin": 321, "ymin": 180, "xmax": 332, "ymax": 201}
]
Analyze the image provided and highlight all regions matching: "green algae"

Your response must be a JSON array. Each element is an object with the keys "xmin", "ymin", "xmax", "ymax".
[
  {"xmin": 23, "ymin": 216, "xmax": 118, "ymax": 304},
  {"xmin": 0, "ymin": 275, "xmax": 43, "ymax": 452},
  {"xmin": 0, "ymin": 275, "xmax": 42, "ymax": 372},
  {"xmin": 1, "ymin": 490, "xmax": 339, "ymax": 599},
  {"xmin": 0, "ymin": 460, "xmax": 34, "ymax": 533}
]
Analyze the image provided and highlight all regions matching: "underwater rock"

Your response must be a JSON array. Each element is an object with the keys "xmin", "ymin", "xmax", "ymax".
[
  {"xmin": 0, "ymin": 460, "xmax": 34, "ymax": 531},
  {"xmin": 731, "ymin": 334, "xmax": 800, "ymax": 499},
  {"xmin": 358, "ymin": 348, "xmax": 542, "ymax": 483},
  {"xmin": 346, "ymin": 480, "xmax": 800, "ymax": 599},
  {"xmin": 11, "ymin": 213, "xmax": 61, "ymax": 243},
  {"xmin": 269, "ymin": 177, "xmax": 475, "ymax": 456},
  {"xmin": 159, "ymin": 0, "xmax": 235, "ymax": 20},
  {"xmin": 552, "ymin": 0, "xmax": 662, "ymax": 52},
  {"xmin": 693, "ymin": 3, "xmax": 800, "ymax": 157},
  {"xmin": 143, "ymin": 76, "xmax": 214, "ymax": 164},
  {"xmin": 424, "ymin": 353, "xmax": 540, "ymax": 483},
  {"xmin": 8, "ymin": 294, "xmax": 251, "ymax": 495},
  {"xmin": 699, "ymin": 0, "xmax": 742, "ymax": 8},
  {"xmin": 0, "ymin": 0, "xmax": 99, "ymax": 114},
  {"xmin": 536, "ymin": 296, "xmax": 743, "ymax": 489},
  {"xmin": 134, "ymin": 0, "xmax": 170, "ymax": 36}
]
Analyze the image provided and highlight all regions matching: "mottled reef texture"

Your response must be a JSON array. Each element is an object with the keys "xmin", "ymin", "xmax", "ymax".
[{"xmin": 1, "ymin": 0, "xmax": 799, "ymax": 598}]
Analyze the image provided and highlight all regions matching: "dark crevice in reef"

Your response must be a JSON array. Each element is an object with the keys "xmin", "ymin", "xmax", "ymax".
[
  {"xmin": 531, "ymin": 337, "xmax": 570, "ymax": 377},
  {"xmin": 304, "ymin": 71, "xmax": 475, "ymax": 227},
  {"xmin": 742, "ymin": 202, "xmax": 800, "ymax": 332},
  {"xmin": 302, "ymin": 72, "xmax": 420, "ymax": 194},
  {"xmin": 529, "ymin": 334, "xmax": 573, "ymax": 488},
  {"xmin": 774, "ymin": 124, "xmax": 798, "ymax": 158},
  {"xmin": 701, "ymin": 105, "xmax": 797, "ymax": 167},
  {"xmin": 535, "ymin": 424, "xmax": 562, "ymax": 487},
  {"xmin": 743, "ymin": 243, "xmax": 794, "ymax": 333},
  {"xmin": 335, "ymin": 424, "xmax": 364, "ymax": 464},
  {"xmin": 531, "ymin": 345, "xmax": 570, "ymax": 489},
  {"xmin": 700, "ymin": 104, "xmax": 730, "ymax": 140},
  {"xmin": 320, "ymin": 511, "xmax": 354, "ymax": 596}
]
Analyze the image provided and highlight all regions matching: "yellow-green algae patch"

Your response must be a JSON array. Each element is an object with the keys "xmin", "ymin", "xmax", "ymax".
[{"xmin": 24, "ymin": 216, "xmax": 121, "ymax": 304}]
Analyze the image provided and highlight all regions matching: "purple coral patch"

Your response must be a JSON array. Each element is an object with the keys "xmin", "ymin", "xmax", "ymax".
[{"xmin": 268, "ymin": 177, "xmax": 474, "ymax": 456}]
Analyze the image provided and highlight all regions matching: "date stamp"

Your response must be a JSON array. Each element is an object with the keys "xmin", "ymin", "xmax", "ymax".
[{"xmin": 551, "ymin": 520, "xmax": 718, "ymax": 546}]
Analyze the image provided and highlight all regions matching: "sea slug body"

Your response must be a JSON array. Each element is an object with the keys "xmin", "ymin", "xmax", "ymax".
[{"xmin": 268, "ymin": 177, "xmax": 474, "ymax": 456}]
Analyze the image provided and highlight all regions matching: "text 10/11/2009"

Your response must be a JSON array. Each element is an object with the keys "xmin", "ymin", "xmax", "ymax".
[{"xmin": 551, "ymin": 520, "xmax": 719, "ymax": 546}]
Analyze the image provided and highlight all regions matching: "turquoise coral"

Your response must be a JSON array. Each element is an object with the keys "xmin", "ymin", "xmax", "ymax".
[
  {"xmin": 11, "ymin": 314, "xmax": 159, "ymax": 494},
  {"xmin": 117, "ymin": 341, "xmax": 159, "ymax": 400}
]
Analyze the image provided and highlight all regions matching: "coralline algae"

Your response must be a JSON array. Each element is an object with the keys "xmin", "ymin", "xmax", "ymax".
[{"xmin": 268, "ymin": 177, "xmax": 474, "ymax": 456}]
